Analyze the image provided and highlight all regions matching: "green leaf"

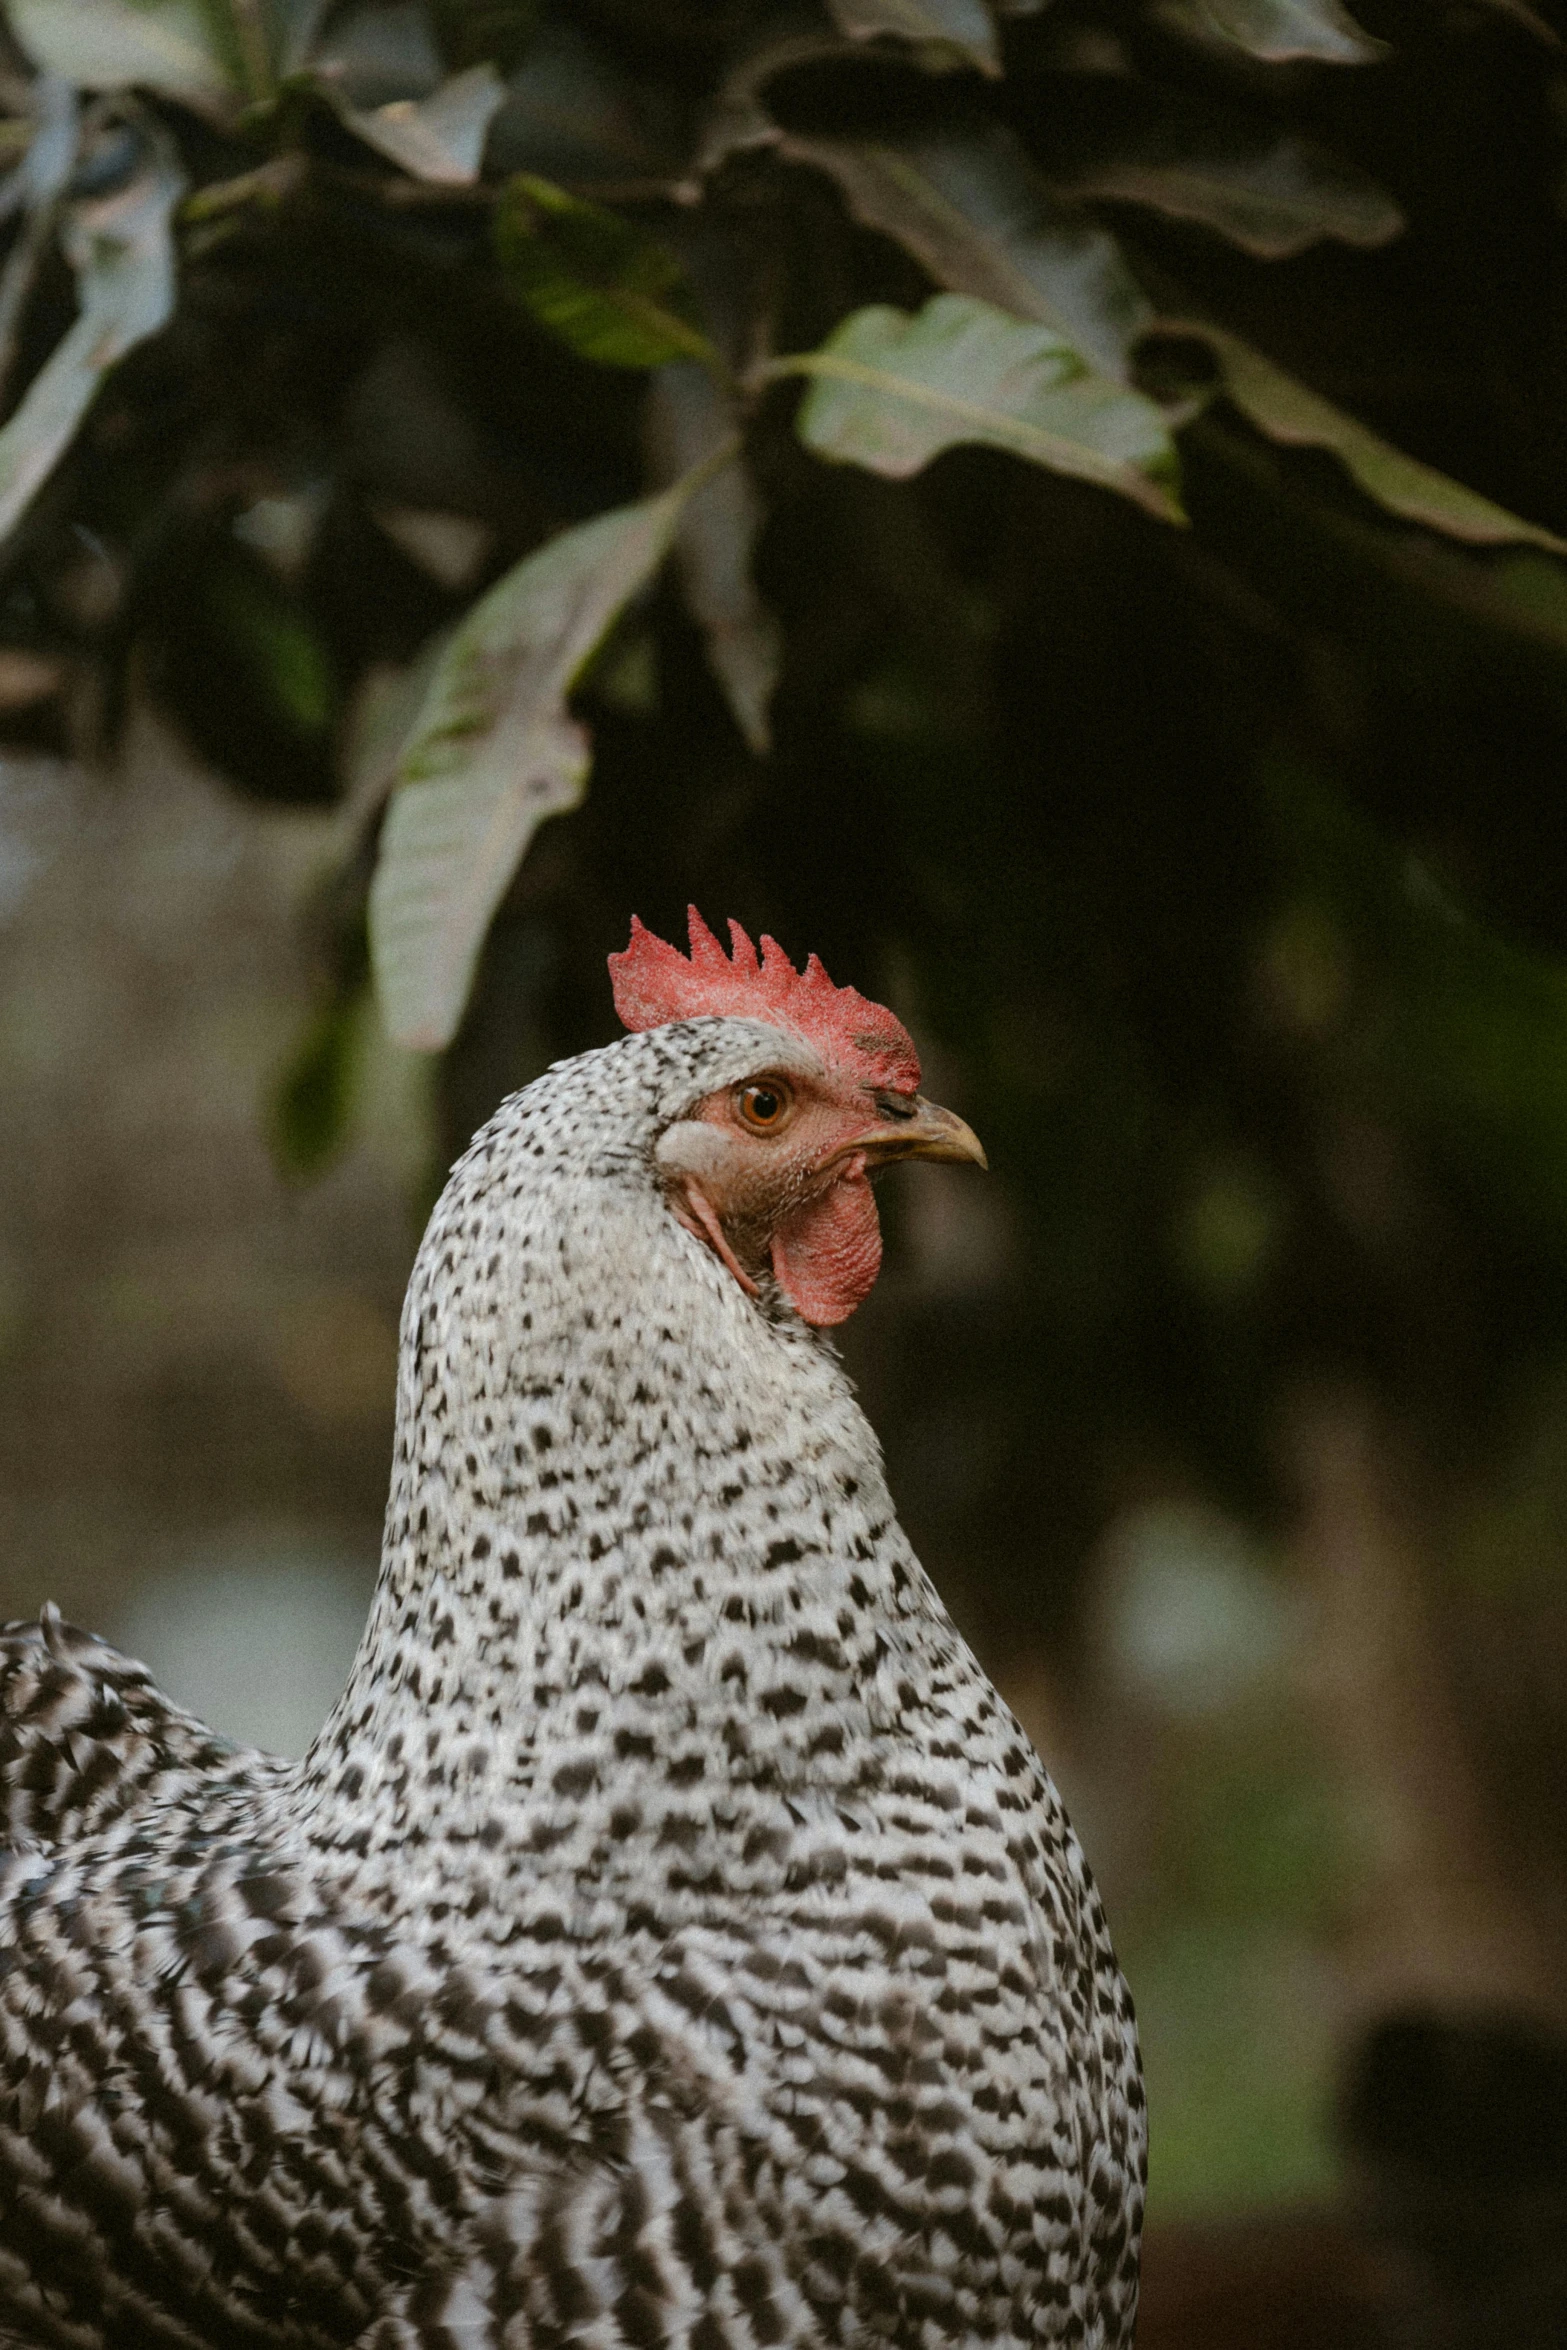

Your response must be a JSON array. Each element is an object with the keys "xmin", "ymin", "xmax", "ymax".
[
  {"xmin": 9, "ymin": 0, "xmax": 326, "ymax": 112},
  {"xmin": 9, "ymin": 0, "xmax": 238, "ymax": 111},
  {"xmin": 3, "ymin": 68, "xmax": 76, "ymax": 206},
  {"xmin": 268, "ymin": 0, "xmax": 329, "ymax": 79},
  {"xmin": 346, "ymin": 628, "xmax": 459, "ymax": 807},
  {"xmin": 494, "ymin": 174, "xmax": 719, "ymax": 372},
  {"xmin": 369, "ymin": 446, "xmax": 737, "ymax": 1050},
  {"xmin": 1151, "ymin": 0, "xmax": 1387, "ymax": 66},
  {"xmin": 826, "ymin": 0, "xmax": 1002, "ymax": 76},
  {"xmin": 0, "ymin": 75, "xmax": 78, "ymax": 393},
  {"xmin": 778, "ymin": 294, "xmax": 1183, "ymax": 524},
  {"xmin": 0, "ymin": 132, "xmax": 184, "ymax": 549},
  {"xmin": 334, "ymin": 60, "xmax": 505, "ymax": 184},
  {"xmin": 1191, "ymin": 324, "xmax": 1567, "ymax": 553},
  {"xmin": 1058, "ymin": 127, "xmax": 1402, "ymax": 261},
  {"xmin": 778, "ymin": 126, "xmax": 1151, "ymax": 381}
]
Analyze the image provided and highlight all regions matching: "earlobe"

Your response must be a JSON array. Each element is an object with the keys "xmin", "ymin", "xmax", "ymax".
[
  {"xmin": 654, "ymin": 1122, "xmax": 761, "ymax": 1296},
  {"xmin": 654, "ymin": 1120, "xmax": 738, "ymax": 1180}
]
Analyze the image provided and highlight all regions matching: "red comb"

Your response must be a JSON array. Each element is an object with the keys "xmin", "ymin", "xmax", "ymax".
[{"xmin": 609, "ymin": 908, "xmax": 920, "ymax": 1094}]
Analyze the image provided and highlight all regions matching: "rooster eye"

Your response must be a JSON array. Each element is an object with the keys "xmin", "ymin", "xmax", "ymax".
[{"xmin": 737, "ymin": 1081, "xmax": 791, "ymax": 1132}]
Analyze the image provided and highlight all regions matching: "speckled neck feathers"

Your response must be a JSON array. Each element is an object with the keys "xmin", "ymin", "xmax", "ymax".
[{"xmin": 312, "ymin": 1022, "xmax": 935, "ymax": 1834}]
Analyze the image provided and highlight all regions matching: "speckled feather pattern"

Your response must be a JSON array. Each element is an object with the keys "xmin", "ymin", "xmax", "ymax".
[{"xmin": 0, "ymin": 1018, "xmax": 1144, "ymax": 2350}]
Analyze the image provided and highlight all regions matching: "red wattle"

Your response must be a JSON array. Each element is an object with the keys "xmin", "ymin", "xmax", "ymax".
[{"xmin": 769, "ymin": 1172, "xmax": 883, "ymax": 1328}]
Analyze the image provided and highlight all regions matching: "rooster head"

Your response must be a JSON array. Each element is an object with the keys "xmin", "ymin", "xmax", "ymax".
[{"xmin": 610, "ymin": 908, "xmax": 985, "ymax": 1328}]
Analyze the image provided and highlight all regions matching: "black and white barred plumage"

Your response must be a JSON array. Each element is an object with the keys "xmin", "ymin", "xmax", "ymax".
[{"xmin": 0, "ymin": 1017, "xmax": 1145, "ymax": 2349}]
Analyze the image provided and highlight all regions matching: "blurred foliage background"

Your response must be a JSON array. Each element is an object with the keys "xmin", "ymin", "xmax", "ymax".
[{"xmin": 0, "ymin": 0, "xmax": 1566, "ymax": 2340}]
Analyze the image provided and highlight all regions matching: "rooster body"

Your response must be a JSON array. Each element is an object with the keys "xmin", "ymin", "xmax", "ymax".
[{"xmin": 0, "ymin": 991, "xmax": 1144, "ymax": 2348}]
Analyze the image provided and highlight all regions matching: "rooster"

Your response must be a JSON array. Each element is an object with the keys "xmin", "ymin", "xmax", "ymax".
[{"xmin": 0, "ymin": 911, "xmax": 1144, "ymax": 2350}]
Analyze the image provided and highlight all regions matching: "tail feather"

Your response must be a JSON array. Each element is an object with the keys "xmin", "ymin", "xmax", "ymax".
[{"xmin": 0, "ymin": 1603, "xmax": 280, "ymax": 1850}]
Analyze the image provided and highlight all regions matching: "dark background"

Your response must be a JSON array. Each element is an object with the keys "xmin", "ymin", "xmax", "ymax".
[{"xmin": 3, "ymin": 0, "xmax": 1567, "ymax": 2339}]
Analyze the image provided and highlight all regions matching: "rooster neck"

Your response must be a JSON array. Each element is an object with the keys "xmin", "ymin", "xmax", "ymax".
[{"xmin": 298, "ymin": 1030, "xmax": 959, "ymax": 1841}]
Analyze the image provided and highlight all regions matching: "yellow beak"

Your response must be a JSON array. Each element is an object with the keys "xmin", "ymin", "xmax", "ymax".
[{"xmin": 858, "ymin": 1095, "xmax": 988, "ymax": 1170}]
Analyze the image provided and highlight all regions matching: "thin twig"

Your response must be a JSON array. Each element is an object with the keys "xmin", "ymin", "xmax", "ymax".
[
  {"xmin": 228, "ymin": 0, "xmax": 277, "ymax": 105},
  {"xmin": 182, "ymin": 151, "xmax": 307, "ymax": 223}
]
